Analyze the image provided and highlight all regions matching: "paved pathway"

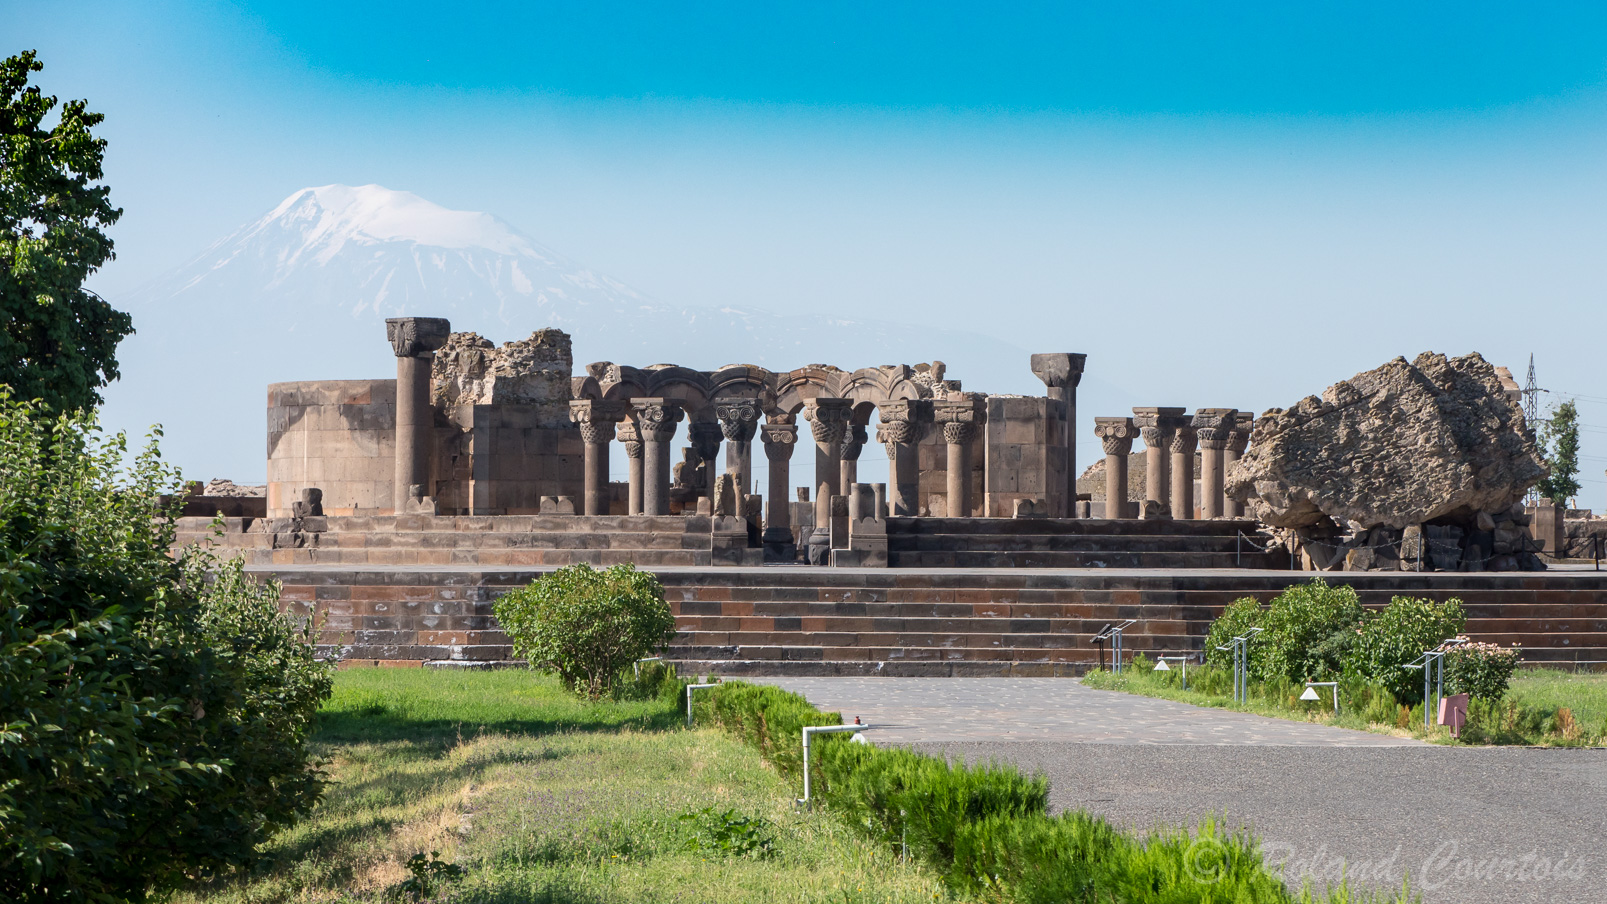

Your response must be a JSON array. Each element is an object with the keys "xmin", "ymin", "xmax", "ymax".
[
  {"xmin": 762, "ymin": 678, "xmax": 1604, "ymax": 904},
  {"xmin": 762, "ymin": 677, "xmax": 1423, "ymax": 746}
]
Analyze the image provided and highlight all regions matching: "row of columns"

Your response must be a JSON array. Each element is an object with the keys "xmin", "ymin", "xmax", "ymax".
[
  {"xmin": 567, "ymin": 394, "xmax": 990, "ymax": 528},
  {"xmin": 1093, "ymin": 408, "xmax": 1253, "ymax": 520}
]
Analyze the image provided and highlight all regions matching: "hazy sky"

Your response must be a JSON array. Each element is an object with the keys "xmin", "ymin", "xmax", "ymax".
[{"xmin": 10, "ymin": 1, "xmax": 1607, "ymax": 499}]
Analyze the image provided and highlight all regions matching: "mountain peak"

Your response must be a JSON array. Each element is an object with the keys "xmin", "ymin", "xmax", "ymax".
[{"xmin": 261, "ymin": 183, "xmax": 536, "ymax": 256}]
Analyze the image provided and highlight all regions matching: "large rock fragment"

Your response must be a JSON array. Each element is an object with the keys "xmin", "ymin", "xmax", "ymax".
[{"xmin": 1226, "ymin": 352, "xmax": 1544, "ymax": 530}]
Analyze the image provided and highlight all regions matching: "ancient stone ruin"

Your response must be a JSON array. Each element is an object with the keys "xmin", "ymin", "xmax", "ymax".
[{"xmin": 1226, "ymin": 352, "xmax": 1548, "ymax": 571}]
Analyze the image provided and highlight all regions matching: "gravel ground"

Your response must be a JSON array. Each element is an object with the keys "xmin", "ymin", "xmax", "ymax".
[{"xmin": 764, "ymin": 678, "xmax": 1605, "ymax": 904}]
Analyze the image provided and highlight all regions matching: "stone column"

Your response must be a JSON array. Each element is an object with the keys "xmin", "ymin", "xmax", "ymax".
[
  {"xmin": 804, "ymin": 398, "xmax": 853, "ymax": 532},
  {"xmin": 569, "ymin": 399, "xmax": 627, "ymax": 516},
  {"xmin": 875, "ymin": 399, "xmax": 926, "ymax": 517},
  {"xmin": 761, "ymin": 422, "xmax": 798, "ymax": 534},
  {"xmin": 385, "ymin": 317, "xmax": 452, "ymax": 511},
  {"xmin": 839, "ymin": 424, "xmax": 867, "ymax": 493},
  {"xmin": 714, "ymin": 399, "xmax": 761, "ymax": 495},
  {"xmin": 1224, "ymin": 411, "xmax": 1253, "ymax": 518},
  {"xmin": 1170, "ymin": 418, "xmax": 1199, "ymax": 520},
  {"xmin": 688, "ymin": 421, "xmax": 724, "ymax": 510},
  {"xmin": 618, "ymin": 421, "xmax": 644, "ymax": 515},
  {"xmin": 1132, "ymin": 407, "xmax": 1185, "ymax": 518},
  {"xmin": 1093, "ymin": 417, "xmax": 1137, "ymax": 519},
  {"xmin": 934, "ymin": 396, "xmax": 985, "ymax": 518},
  {"xmin": 1031, "ymin": 353, "xmax": 1088, "ymax": 517},
  {"xmin": 1192, "ymin": 409, "xmax": 1238, "ymax": 520},
  {"xmin": 632, "ymin": 398, "xmax": 683, "ymax": 516}
]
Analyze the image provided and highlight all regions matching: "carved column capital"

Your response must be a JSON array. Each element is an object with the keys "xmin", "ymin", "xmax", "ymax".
[
  {"xmin": 1132, "ymin": 406, "xmax": 1187, "ymax": 450},
  {"xmin": 933, "ymin": 395, "xmax": 986, "ymax": 444},
  {"xmin": 1192, "ymin": 408, "xmax": 1238, "ymax": 451},
  {"xmin": 942, "ymin": 421, "xmax": 979, "ymax": 445},
  {"xmin": 1169, "ymin": 422, "xmax": 1199, "ymax": 454},
  {"xmin": 688, "ymin": 421, "xmax": 724, "ymax": 461},
  {"xmin": 761, "ymin": 423, "xmax": 799, "ymax": 461},
  {"xmin": 616, "ymin": 421, "xmax": 644, "ymax": 460},
  {"xmin": 714, "ymin": 399, "xmax": 762, "ymax": 443},
  {"xmin": 631, "ymin": 398, "xmax": 684, "ymax": 442},
  {"xmin": 1093, "ymin": 416, "xmax": 1137, "ymax": 455},
  {"xmin": 1227, "ymin": 411, "xmax": 1254, "ymax": 454},
  {"xmin": 385, "ymin": 317, "xmax": 452, "ymax": 357},
  {"xmin": 569, "ymin": 399, "xmax": 628, "ymax": 444},
  {"xmin": 840, "ymin": 424, "xmax": 869, "ymax": 461},
  {"xmin": 804, "ymin": 397, "xmax": 853, "ymax": 445},
  {"xmin": 1030, "ymin": 353, "xmax": 1087, "ymax": 390}
]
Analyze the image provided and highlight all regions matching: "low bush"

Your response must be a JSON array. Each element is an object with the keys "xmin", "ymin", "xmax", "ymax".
[
  {"xmin": 1203, "ymin": 596, "xmax": 1265, "ymax": 672},
  {"xmin": 1343, "ymin": 596, "xmax": 1466, "ymax": 704},
  {"xmin": 1445, "ymin": 639, "xmax": 1521, "ymax": 701},
  {"xmin": 1257, "ymin": 579, "xmax": 1365, "ymax": 683},
  {"xmin": 494, "ymin": 563, "xmax": 676, "ymax": 699}
]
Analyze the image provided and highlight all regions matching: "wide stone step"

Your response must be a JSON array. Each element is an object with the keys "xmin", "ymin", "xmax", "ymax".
[
  {"xmin": 887, "ymin": 550, "xmax": 1270, "ymax": 568},
  {"xmin": 888, "ymin": 534, "xmax": 1255, "ymax": 553},
  {"xmin": 887, "ymin": 517, "xmax": 1261, "ymax": 537}
]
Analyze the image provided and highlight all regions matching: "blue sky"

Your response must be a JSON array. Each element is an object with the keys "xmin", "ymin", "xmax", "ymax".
[{"xmin": 10, "ymin": 1, "xmax": 1607, "ymax": 496}]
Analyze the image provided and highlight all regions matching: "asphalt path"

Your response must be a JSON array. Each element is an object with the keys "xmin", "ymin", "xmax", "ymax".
[{"xmin": 765, "ymin": 678, "xmax": 1605, "ymax": 904}]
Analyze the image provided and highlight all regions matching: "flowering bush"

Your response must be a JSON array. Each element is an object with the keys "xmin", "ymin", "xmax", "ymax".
[{"xmin": 1445, "ymin": 638, "xmax": 1521, "ymax": 701}]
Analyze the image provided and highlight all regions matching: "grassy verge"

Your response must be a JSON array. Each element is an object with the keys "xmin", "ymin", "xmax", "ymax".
[
  {"xmin": 1082, "ymin": 659, "xmax": 1607, "ymax": 746},
  {"xmin": 176, "ymin": 668, "xmax": 949, "ymax": 903}
]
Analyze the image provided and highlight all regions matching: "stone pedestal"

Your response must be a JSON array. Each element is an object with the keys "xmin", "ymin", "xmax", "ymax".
[
  {"xmin": 1133, "ymin": 407, "xmax": 1185, "ymax": 519},
  {"xmin": 935, "ymin": 396, "xmax": 985, "ymax": 518},
  {"xmin": 1192, "ymin": 408, "xmax": 1238, "ymax": 520},
  {"xmin": 618, "ymin": 421, "xmax": 644, "ymax": 515},
  {"xmin": 1031, "ymin": 353, "xmax": 1087, "ymax": 517},
  {"xmin": 1170, "ymin": 419, "xmax": 1199, "ymax": 520},
  {"xmin": 805, "ymin": 398, "xmax": 853, "ymax": 533},
  {"xmin": 1224, "ymin": 411, "xmax": 1253, "ymax": 518},
  {"xmin": 715, "ymin": 399, "xmax": 761, "ymax": 495},
  {"xmin": 761, "ymin": 422, "xmax": 799, "ymax": 561},
  {"xmin": 833, "ymin": 482, "xmax": 889, "ymax": 567},
  {"xmin": 1093, "ymin": 417, "xmax": 1137, "ymax": 519},
  {"xmin": 632, "ymin": 398, "xmax": 683, "ymax": 516},
  {"xmin": 569, "ymin": 399, "xmax": 627, "ymax": 516},
  {"xmin": 385, "ymin": 317, "xmax": 451, "ymax": 511}
]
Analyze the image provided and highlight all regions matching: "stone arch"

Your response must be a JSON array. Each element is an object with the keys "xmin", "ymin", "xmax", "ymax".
[
  {"xmin": 644, "ymin": 365, "xmax": 714, "ymax": 420},
  {"xmin": 772, "ymin": 365, "xmax": 845, "ymax": 417},
  {"xmin": 707, "ymin": 364, "xmax": 774, "ymax": 407}
]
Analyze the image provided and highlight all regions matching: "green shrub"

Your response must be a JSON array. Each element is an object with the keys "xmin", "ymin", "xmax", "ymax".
[
  {"xmin": 1203, "ymin": 597, "xmax": 1264, "ymax": 672},
  {"xmin": 706, "ymin": 681, "xmax": 843, "ymax": 778},
  {"xmin": 0, "ymin": 397, "xmax": 333, "ymax": 903},
  {"xmin": 947, "ymin": 811, "xmax": 1118, "ymax": 903},
  {"xmin": 494, "ymin": 563, "xmax": 676, "ymax": 699},
  {"xmin": 1343, "ymin": 596, "xmax": 1466, "ymax": 704},
  {"xmin": 1445, "ymin": 639, "xmax": 1521, "ymax": 701},
  {"xmin": 1256, "ymin": 579, "xmax": 1365, "ymax": 682}
]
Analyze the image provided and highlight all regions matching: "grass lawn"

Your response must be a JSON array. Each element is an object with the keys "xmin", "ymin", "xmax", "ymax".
[
  {"xmin": 176, "ymin": 668, "xmax": 951, "ymax": 904},
  {"xmin": 1082, "ymin": 660, "xmax": 1607, "ymax": 746}
]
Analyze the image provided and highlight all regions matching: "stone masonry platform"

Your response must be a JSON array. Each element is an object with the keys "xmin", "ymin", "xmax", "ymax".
[{"xmin": 259, "ymin": 564, "xmax": 1607, "ymax": 672}]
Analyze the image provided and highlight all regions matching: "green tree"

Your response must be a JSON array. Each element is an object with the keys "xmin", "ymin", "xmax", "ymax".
[
  {"xmin": 1, "ymin": 50, "xmax": 133, "ymax": 413},
  {"xmin": 0, "ymin": 395, "xmax": 333, "ymax": 903},
  {"xmin": 1536, "ymin": 399, "xmax": 1581, "ymax": 507}
]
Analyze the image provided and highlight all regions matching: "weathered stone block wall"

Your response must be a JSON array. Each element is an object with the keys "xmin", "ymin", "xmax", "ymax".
[
  {"xmin": 984, "ymin": 395, "xmax": 1062, "ymax": 517},
  {"xmin": 267, "ymin": 380, "xmax": 397, "ymax": 517},
  {"xmin": 435, "ymin": 404, "xmax": 584, "ymax": 514}
]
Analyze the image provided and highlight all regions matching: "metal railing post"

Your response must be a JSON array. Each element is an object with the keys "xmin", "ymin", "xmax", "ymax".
[
  {"xmin": 685, "ymin": 682, "xmax": 720, "ymax": 727},
  {"xmin": 798, "ymin": 724, "xmax": 866, "ymax": 808}
]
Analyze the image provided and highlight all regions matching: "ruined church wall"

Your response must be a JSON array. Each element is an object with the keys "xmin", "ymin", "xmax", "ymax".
[
  {"xmin": 983, "ymin": 395, "xmax": 1063, "ymax": 518},
  {"xmin": 266, "ymin": 380, "xmax": 396, "ymax": 517},
  {"xmin": 433, "ymin": 404, "xmax": 584, "ymax": 515}
]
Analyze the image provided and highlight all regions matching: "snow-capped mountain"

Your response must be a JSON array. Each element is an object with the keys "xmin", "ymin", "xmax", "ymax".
[{"xmin": 101, "ymin": 184, "xmax": 1040, "ymax": 481}]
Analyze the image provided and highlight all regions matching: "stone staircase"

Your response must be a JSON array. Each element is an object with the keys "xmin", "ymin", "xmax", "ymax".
[
  {"xmin": 885, "ymin": 517, "xmax": 1285, "ymax": 569},
  {"xmin": 259, "ymin": 563, "xmax": 1607, "ymax": 670},
  {"xmin": 176, "ymin": 514, "xmax": 717, "ymax": 567}
]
